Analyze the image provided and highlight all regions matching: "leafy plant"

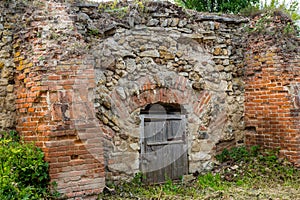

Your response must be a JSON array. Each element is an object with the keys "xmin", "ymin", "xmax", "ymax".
[
  {"xmin": 162, "ymin": 177, "xmax": 181, "ymax": 194},
  {"xmin": 216, "ymin": 145, "xmax": 259, "ymax": 163},
  {"xmin": 198, "ymin": 172, "xmax": 227, "ymax": 190},
  {"xmin": 88, "ymin": 28, "xmax": 100, "ymax": 36},
  {"xmin": 175, "ymin": 0, "xmax": 259, "ymax": 14},
  {"xmin": 215, "ymin": 146, "xmax": 300, "ymax": 186},
  {"xmin": 0, "ymin": 131, "xmax": 59, "ymax": 199},
  {"xmin": 131, "ymin": 171, "xmax": 143, "ymax": 186},
  {"xmin": 98, "ymin": 0, "xmax": 146, "ymax": 20}
]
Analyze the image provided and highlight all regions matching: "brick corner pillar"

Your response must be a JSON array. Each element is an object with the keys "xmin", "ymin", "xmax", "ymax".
[
  {"xmin": 13, "ymin": 0, "xmax": 105, "ymax": 198},
  {"xmin": 43, "ymin": 59, "xmax": 105, "ymax": 198},
  {"xmin": 244, "ymin": 19, "xmax": 300, "ymax": 166}
]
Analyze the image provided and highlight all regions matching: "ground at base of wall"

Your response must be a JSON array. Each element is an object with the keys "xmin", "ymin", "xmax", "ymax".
[
  {"xmin": 100, "ymin": 171, "xmax": 300, "ymax": 200},
  {"xmin": 99, "ymin": 148, "xmax": 300, "ymax": 200}
]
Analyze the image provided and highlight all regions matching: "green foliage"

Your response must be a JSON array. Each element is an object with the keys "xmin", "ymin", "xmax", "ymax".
[
  {"xmin": 98, "ymin": 0, "xmax": 129, "ymax": 20},
  {"xmin": 197, "ymin": 172, "xmax": 227, "ymax": 190},
  {"xmin": 215, "ymin": 146, "xmax": 300, "ymax": 185},
  {"xmin": 0, "ymin": 131, "xmax": 59, "ymax": 200},
  {"xmin": 130, "ymin": 171, "xmax": 143, "ymax": 186},
  {"xmin": 260, "ymin": 0, "xmax": 300, "ymax": 21},
  {"xmin": 175, "ymin": 0, "xmax": 259, "ymax": 14},
  {"xmin": 245, "ymin": 12, "xmax": 299, "ymax": 36},
  {"xmin": 242, "ymin": 0, "xmax": 300, "ymax": 36},
  {"xmin": 161, "ymin": 177, "xmax": 182, "ymax": 195},
  {"xmin": 98, "ymin": 0, "xmax": 145, "ymax": 19},
  {"xmin": 216, "ymin": 145, "xmax": 260, "ymax": 163},
  {"xmin": 175, "ymin": 0, "xmax": 299, "ymax": 35},
  {"xmin": 88, "ymin": 28, "xmax": 100, "ymax": 36}
]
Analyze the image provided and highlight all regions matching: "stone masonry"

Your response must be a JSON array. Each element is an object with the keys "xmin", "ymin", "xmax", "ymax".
[
  {"xmin": 0, "ymin": 1, "xmax": 16, "ymax": 131},
  {"xmin": 75, "ymin": 1, "xmax": 246, "ymax": 181},
  {"xmin": 0, "ymin": 0, "xmax": 299, "ymax": 198}
]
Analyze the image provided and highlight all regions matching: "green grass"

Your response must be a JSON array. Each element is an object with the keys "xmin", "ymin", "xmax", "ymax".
[{"xmin": 99, "ymin": 146, "xmax": 300, "ymax": 200}]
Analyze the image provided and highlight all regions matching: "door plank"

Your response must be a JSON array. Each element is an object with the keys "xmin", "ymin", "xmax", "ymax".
[{"xmin": 141, "ymin": 114, "xmax": 188, "ymax": 184}]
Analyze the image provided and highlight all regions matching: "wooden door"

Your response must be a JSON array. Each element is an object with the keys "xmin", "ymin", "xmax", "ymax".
[{"xmin": 140, "ymin": 114, "xmax": 188, "ymax": 184}]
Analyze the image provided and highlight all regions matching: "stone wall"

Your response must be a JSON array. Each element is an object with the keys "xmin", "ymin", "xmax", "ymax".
[
  {"xmin": 244, "ymin": 12, "xmax": 300, "ymax": 167},
  {"xmin": 0, "ymin": 1, "xmax": 16, "ymax": 131},
  {"xmin": 71, "ymin": 1, "xmax": 246, "ymax": 181}
]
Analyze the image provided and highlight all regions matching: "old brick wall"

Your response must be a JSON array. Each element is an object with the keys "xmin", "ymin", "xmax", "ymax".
[
  {"xmin": 244, "ymin": 13, "xmax": 300, "ymax": 166},
  {"xmin": 10, "ymin": 0, "xmax": 105, "ymax": 198}
]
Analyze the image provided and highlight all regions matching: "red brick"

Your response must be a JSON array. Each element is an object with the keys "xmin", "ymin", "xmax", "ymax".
[
  {"xmin": 17, "ymin": 74, "xmax": 26, "ymax": 80},
  {"xmin": 28, "ymin": 107, "xmax": 35, "ymax": 112},
  {"xmin": 48, "ymin": 75, "xmax": 61, "ymax": 80}
]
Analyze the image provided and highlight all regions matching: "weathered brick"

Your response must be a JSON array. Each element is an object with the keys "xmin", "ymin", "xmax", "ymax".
[
  {"xmin": 2, "ymin": 1, "xmax": 299, "ymax": 199},
  {"xmin": 245, "ymin": 37, "xmax": 300, "ymax": 165}
]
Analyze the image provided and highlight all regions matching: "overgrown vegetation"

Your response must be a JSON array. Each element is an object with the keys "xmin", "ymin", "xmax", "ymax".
[
  {"xmin": 99, "ymin": 146, "xmax": 300, "ymax": 199},
  {"xmin": 260, "ymin": 0, "xmax": 300, "ymax": 21},
  {"xmin": 174, "ymin": 0, "xmax": 299, "ymax": 18},
  {"xmin": 241, "ymin": 0, "xmax": 300, "ymax": 21},
  {"xmin": 175, "ymin": 0, "xmax": 300, "ymax": 36},
  {"xmin": 0, "ymin": 131, "xmax": 59, "ymax": 200},
  {"xmin": 242, "ymin": 0, "xmax": 299, "ymax": 35},
  {"xmin": 98, "ymin": 0, "xmax": 146, "ymax": 18},
  {"xmin": 175, "ymin": 0, "xmax": 259, "ymax": 14}
]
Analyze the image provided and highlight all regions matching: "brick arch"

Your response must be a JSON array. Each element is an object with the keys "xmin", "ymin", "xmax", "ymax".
[
  {"xmin": 129, "ymin": 88, "xmax": 210, "ymax": 117},
  {"xmin": 129, "ymin": 88, "xmax": 191, "ymax": 113},
  {"xmin": 109, "ymin": 75, "xmax": 211, "ymax": 120}
]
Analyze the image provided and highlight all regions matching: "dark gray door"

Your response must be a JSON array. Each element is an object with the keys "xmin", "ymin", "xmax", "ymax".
[{"xmin": 140, "ymin": 114, "xmax": 188, "ymax": 184}]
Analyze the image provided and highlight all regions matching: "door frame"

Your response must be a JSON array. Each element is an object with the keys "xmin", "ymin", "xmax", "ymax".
[{"xmin": 139, "ymin": 113, "xmax": 188, "ymax": 183}]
